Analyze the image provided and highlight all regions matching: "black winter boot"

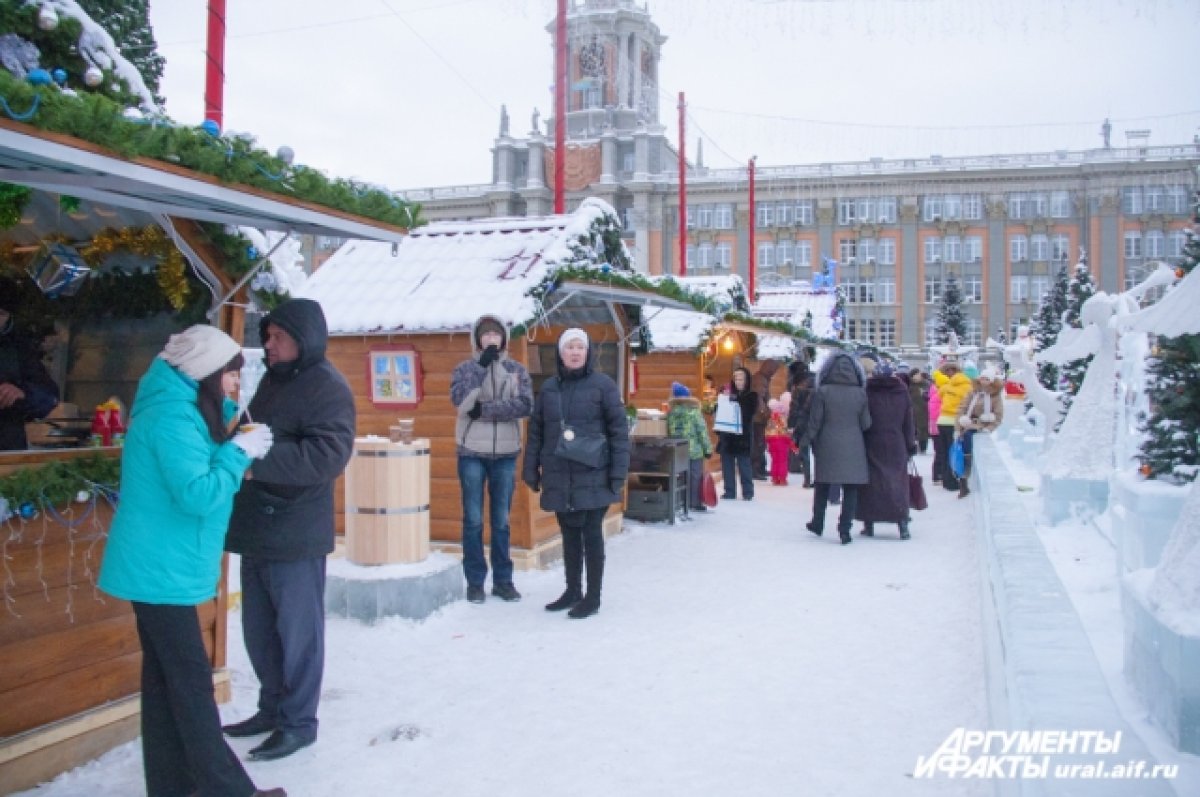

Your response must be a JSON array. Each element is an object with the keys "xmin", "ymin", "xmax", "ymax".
[
  {"xmin": 838, "ymin": 522, "xmax": 852, "ymax": 545},
  {"xmin": 568, "ymin": 554, "xmax": 604, "ymax": 619},
  {"xmin": 545, "ymin": 588, "xmax": 582, "ymax": 612},
  {"xmin": 548, "ymin": 533, "xmax": 584, "ymax": 611},
  {"xmin": 898, "ymin": 519, "xmax": 911, "ymax": 540},
  {"xmin": 860, "ymin": 522, "xmax": 874, "ymax": 537}
]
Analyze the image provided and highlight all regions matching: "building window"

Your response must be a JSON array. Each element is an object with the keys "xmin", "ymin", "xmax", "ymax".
[
  {"xmin": 878, "ymin": 238, "xmax": 896, "ymax": 265},
  {"xmin": 715, "ymin": 243, "xmax": 731, "ymax": 270},
  {"xmin": 963, "ymin": 276, "xmax": 983, "ymax": 303},
  {"xmin": 843, "ymin": 282, "xmax": 858, "ymax": 304},
  {"xmin": 1052, "ymin": 234, "xmax": 1071, "ymax": 262},
  {"xmin": 776, "ymin": 240, "xmax": 794, "ymax": 271},
  {"xmin": 879, "ymin": 320, "xmax": 896, "ymax": 348},
  {"xmin": 846, "ymin": 318, "xmax": 858, "ymax": 340},
  {"xmin": 878, "ymin": 279, "xmax": 896, "ymax": 304},
  {"xmin": 796, "ymin": 240, "xmax": 812, "ymax": 266},
  {"xmin": 1008, "ymin": 193, "xmax": 1027, "ymax": 219},
  {"xmin": 685, "ymin": 208, "xmax": 695, "ymax": 229},
  {"xmin": 839, "ymin": 238, "xmax": 857, "ymax": 263},
  {"xmin": 943, "ymin": 236, "xmax": 961, "ymax": 263},
  {"xmin": 837, "ymin": 198, "xmax": 857, "ymax": 225},
  {"xmin": 796, "ymin": 202, "xmax": 814, "ymax": 226},
  {"xmin": 923, "ymin": 195, "xmax": 943, "ymax": 221},
  {"xmin": 697, "ymin": 205, "xmax": 713, "ymax": 228},
  {"xmin": 715, "ymin": 204, "xmax": 733, "ymax": 229},
  {"xmin": 622, "ymin": 152, "xmax": 635, "ymax": 174},
  {"xmin": 877, "ymin": 197, "xmax": 897, "ymax": 223},
  {"xmin": 965, "ymin": 236, "xmax": 983, "ymax": 262},
  {"xmin": 1010, "ymin": 235, "xmax": 1028, "ymax": 263},
  {"xmin": 924, "ymin": 276, "xmax": 943, "ymax": 304},
  {"xmin": 943, "ymin": 194, "xmax": 962, "ymax": 220},
  {"xmin": 1031, "ymin": 234, "xmax": 1050, "ymax": 262},
  {"xmin": 776, "ymin": 203, "xmax": 794, "ymax": 226},
  {"xmin": 924, "ymin": 237, "xmax": 942, "ymax": 264},
  {"xmin": 1169, "ymin": 230, "xmax": 1188, "ymax": 258},
  {"xmin": 1050, "ymin": 191, "xmax": 1071, "ymax": 218},
  {"xmin": 1122, "ymin": 187, "xmax": 1143, "ymax": 215},
  {"xmin": 1145, "ymin": 230, "xmax": 1164, "ymax": 259},
  {"xmin": 963, "ymin": 194, "xmax": 983, "ymax": 220},
  {"xmin": 1167, "ymin": 187, "xmax": 1189, "ymax": 214},
  {"xmin": 1030, "ymin": 193, "xmax": 1048, "ymax": 217},
  {"xmin": 924, "ymin": 318, "xmax": 939, "ymax": 346},
  {"xmin": 758, "ymin": 242, "xmax": 775, "ymax": 268},
  {"xmin": 622, "ymin": 207, "xmax": 636, "ymax": 231},
  {"xmin": 858, "ymin": 238, "xmax": 876, "ymax": 263},
  {"xmin": 756, "ymin": 205, "xmax": 775, "ymax": 228},
  {"xmin": 965, "ymin": 319, "xmax": 983, "ymax": 346},
  {"xmin": 1010, "ymin": 276, "xmax": 1029, "ymax": 303},
  {"xmin": 1030, "ymin": 276, "xmax": 1049, "ymax": 301},
  {"xmin": 856, "ymin": 282, "xmax": 876, "ymax": 304},
  {"xmin": 1124, "ymin": 231, "xmax": 1143, "ymax": 259},
  {"xmin": 698, "ymin": 244, "xmax": 715, "ymax": 272},
  {"xmin": 685, "ymin": 245, "xmax": 696, "ymax": 270},
  {"xmin": 1144, "ymin": 187, "xmax": 1164, "ymax": 213}
]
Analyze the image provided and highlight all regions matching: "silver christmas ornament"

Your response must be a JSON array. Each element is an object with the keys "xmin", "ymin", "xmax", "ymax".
[
  {"xmin": 37, "ymin": 7, "xmax": 58, "ymax": 31},
  {"xmin": 276, "ymin": 145, "xmax": 295, "ymax": 166},
  {"xmin": 83, "ymin": 66, "xmax": 103, "ymax": 87}
]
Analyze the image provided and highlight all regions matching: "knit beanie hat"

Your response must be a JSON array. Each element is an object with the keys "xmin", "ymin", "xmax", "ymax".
[
  {"xmin": 160, "ymin": 324, "xmax": 242, "ymax": 381},
  {"xmin": 474, "ymin": 317, "xmax": 506, "ymax": 350},
  {"xmin": 671, "ymin": 381, "xmax": 690, "ymax": 398},
  {"xmin": 558, "ymin": 327, "xmax": 589, "ymax": 353},
  {"xmin": 876, "ymin": 362, "xmax": 895, "ymax": 378}
]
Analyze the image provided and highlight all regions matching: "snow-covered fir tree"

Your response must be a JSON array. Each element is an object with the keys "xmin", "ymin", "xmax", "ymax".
[
  {"xmin": 1139, "ymin": 196, "xmax": 1200, "ymax": 483},
  {"xmin": 77, "ymin": 0, "xmax": 165, "ymax": 103},
  {"xmin": 1058, "ymin": 258, "xmax": 1096, "ymax": 411},
  {"xmin": 935, "ymin": 272, "xmax": 967, "ymax": 344},
  {"xmin": 1030, "ymin": 263, "xmax": 1070, "ymax": 391}
]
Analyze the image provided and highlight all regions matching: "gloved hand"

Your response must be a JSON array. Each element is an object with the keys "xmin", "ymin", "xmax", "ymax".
[
  {"xmin": 524, "ymin": 478, "xmax": 540, "ymax": 493},
  {"xmin": 478, "ymin": 345, "xmax": 500, "ymax": 369},
  {"xmin": 908, "ymin": 444, "xmax": 919, "ymax": 456},
  {"xmin": 705, "ymin": 450, "xmax": 715, "ymax": 459},
  {"xmin": 231, "ymin": 425, "xmax": 274, "ymax": 460},
  {"xmin": 610, "ymin": 479, "xmax": 625, "ymax": 495},
  {"xmin": 467, "ymin": 401, "xmax": 483, "ymax": 420}
]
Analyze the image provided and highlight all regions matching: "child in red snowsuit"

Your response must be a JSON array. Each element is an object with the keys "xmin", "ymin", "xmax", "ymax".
[{"xmin": 766, "ymin": 399, "xmax": 791, "ymax": 486}]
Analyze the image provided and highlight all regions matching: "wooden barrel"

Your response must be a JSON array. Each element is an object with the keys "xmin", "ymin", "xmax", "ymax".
[{"xmin": 345, "ymin": 437, "xmax": 430, "ymax": 565}]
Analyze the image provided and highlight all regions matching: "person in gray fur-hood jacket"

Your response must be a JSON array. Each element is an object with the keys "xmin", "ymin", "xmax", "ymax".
[{"xmin": 450, "ymin": 315, "xmax": 534, "ymax": 603}]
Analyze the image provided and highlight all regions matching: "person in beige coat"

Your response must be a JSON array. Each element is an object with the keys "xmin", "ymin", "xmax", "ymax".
[{"xmin": 955, "ymin": 364, "xmax": 1005, "ymax": 497}]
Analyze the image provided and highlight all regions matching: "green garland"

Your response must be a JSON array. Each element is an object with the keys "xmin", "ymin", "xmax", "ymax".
[
  {"xmin": 0, "ymin": 70, "xmax": 423, "ymax": 231},
  {"xmin": 200, "ymin": 224, "xmax": 289, "ymax": 311},
  {"xmin": 0, "ymin": 454, "xmax": 120, "ymax": 510},
  {"xmin": 0, "ymin": 182, "xmax": 32, "ymax": 228}
]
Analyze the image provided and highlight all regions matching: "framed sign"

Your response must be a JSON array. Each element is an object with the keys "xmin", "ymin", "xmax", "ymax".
[{"xmin": 367, "ymin": 345, "xmax": 422, "ymax": 407}]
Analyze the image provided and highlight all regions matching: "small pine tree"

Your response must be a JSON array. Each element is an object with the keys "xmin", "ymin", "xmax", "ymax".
[
  {"xmin": 1059, "ymin": 259, "xmax": 1096, "ymax": 410},
  {"xmin": 1139, "ymin": 195, "xmax": 1200, "ymax": 483},
  {"xmin": 1031, "ymin": 264, "xmax": 1070, "ymax": 390},
  {"xmin": 77, "ymin": 0, "xmax": 166, "ymax": 104},
  {"xmin": 936, "ymin": 272, "xmax": 967, "ymax": 344}
]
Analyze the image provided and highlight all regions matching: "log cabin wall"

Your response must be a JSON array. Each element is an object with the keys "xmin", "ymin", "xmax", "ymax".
[{"xmin": 630, "ymin": 351, "xmax": 702, "ymax": 411}]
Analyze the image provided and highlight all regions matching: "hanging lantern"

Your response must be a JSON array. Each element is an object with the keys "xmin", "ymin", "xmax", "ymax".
[{"xmin": 29, "ymin": 242, "xmax": 92, "ymax": 298}]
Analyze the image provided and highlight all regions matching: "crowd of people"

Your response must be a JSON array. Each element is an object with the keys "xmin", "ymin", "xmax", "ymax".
[{"xmin": 94, "ymin": 297, "xmax": 1004, "ymax": 795}]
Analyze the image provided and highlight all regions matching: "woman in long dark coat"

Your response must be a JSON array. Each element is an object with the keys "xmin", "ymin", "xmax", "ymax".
[
  {"xmin": 856, "ymin": 362, "xmax": 918, "ymax": 540},
  {"xmin": 797, "ymin": 352, "xmax": 871, "ymax": 544},
  {"xmin": 907, "ymin": 369, "xmax": 931, "ymax": 454},
  {"xmin": 786, "ymin": 361, "xmax": 814, "ymax": 487}
]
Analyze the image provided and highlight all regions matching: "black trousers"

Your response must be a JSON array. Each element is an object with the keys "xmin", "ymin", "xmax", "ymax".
[
  {"xmin": 811, "ymin": 483, "xmax": 860, "ymax": 533},
  {"xmin": 132, "ymin": 602, "xmax": 256, "ymax": 797},
  {"xmin": 556, "ymin": 507, "xmax": 607, "ymax": 595},
  {"xmin": 751, "ymin": 422, "xmax": 768, "ymax": 477},
  {"xmin": 240, "ymin": 555, "xmax": 326, "ymax": 741},
  {"xmin": 933, "ymin": 423, "xmax": 959, "ymax": 489}
]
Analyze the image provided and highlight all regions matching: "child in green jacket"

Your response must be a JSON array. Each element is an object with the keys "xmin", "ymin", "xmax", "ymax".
[{"xmin": 667, "ymin": 382, "xmax": 714, "ymax": 511}]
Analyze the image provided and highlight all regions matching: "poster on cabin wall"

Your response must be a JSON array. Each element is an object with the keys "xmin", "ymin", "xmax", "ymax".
[{"xmin": 367, "ymin": 346, "xmax": 422, "ymax": 407}]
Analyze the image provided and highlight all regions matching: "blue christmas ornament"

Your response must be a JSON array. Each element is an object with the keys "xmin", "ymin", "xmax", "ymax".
[
  {"xmin": 52, "ymin": 68, "xmax": 67, "ymax": 86},
  {"xmin": 27, "ymin": 68, "xmax": 52, "ymax": 86},
  {"xmin": 246, "ymin": 245, "xmax": 259, "ymax": 261},
  {"xmin": 600, "ymin": 262, "xmax": 612, "ymax": 274},
  {"xmin": 18, "ymin": 501, "xmax": 37, "ymax": 520},
  {"xmin": 200, "ymin": 119, "xmax": 221, "ymax": 137}
]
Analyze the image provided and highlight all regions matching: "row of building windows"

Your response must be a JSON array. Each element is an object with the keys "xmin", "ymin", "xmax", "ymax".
[
  {"xmin": 1124, "ymin": 230, "xmax": 1189, "ymax": 258},
  {"xmin": 1121, "ymin": 186, "xmax": 1191, "ymax": 215}
]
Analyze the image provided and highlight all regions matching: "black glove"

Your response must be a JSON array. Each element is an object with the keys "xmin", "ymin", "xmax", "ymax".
[
  {"xmin": 908, "ymin": 445, "xmax": 919, "ymax": 457},
  {"xmin": 610, "ymin": 479, "xmax": 625, "ymax": 495},
  {"xmin": 478, "ymin": 345, "xmax": 500, "ymax": 368},
  {"xmin": 467, "ymin": 401, "xmax": 483, "ymax": 420}
]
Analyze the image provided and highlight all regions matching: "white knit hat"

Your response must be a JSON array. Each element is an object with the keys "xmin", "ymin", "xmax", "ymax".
[
  {"xmin": 160, "ymin": 325, "xmax": 242, "ymax": 381},
  {"xmin": 558, "ymin": 327, "xmax": 589, "ymax": 353},
  {"xmin": 979, "ymin": 364, "xmax": 1003, "ymax": 381}
]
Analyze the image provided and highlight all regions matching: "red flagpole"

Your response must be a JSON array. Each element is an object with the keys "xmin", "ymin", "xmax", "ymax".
[
  {"xmin": 748, "ymin": 157, "xmax": 757, "ymax": 300},
  {"xmin": 554, "ymin": 0, "xmax": 567, "ymax": 214},
  {"xmin": 204, "ymin": 0, "xmax": 227, "ymax": 128},
  {"xmin": 678, "ymin": 92, "xmax": 687, "ymax": 276}
]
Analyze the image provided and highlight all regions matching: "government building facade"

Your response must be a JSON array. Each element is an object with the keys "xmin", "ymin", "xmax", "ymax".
[{"xmin": 397, "ymin": 0, "xmax": 1200, "ymax": 349}]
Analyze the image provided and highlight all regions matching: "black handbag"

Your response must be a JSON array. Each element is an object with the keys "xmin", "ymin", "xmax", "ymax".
[{"xmin": 554, "ymin": 379, "xmax": 609, "ymax": 469}]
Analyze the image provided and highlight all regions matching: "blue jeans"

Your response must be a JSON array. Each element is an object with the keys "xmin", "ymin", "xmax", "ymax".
[
  {"xmin": 720, "ymin": 452, "xmax": 754, "ymax": 499},
  {"xmin": 458, "ymin": 455, "xmax": 516, "ymax": 588}
]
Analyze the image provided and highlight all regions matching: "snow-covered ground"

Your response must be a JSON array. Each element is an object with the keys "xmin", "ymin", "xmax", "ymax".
[
  {"xmin": 19, "ymin": 450, "xmax": 990, "ymax": 797},
  {"xmin": 995, "ymin": 437, "xmax": 1200, "ymax": 797}
]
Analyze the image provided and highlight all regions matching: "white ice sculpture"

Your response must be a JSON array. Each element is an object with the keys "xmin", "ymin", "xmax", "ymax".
[{"xmin": 1004, "ymin": 331, "xmax": 1064, "ymax": 434}]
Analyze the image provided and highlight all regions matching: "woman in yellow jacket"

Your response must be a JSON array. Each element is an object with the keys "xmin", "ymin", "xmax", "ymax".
[{"xmin": 932, "ymin": 357, "xmax": 973, "ymax": 491}]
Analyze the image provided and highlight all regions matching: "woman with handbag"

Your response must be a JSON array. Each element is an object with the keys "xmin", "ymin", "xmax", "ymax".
[
  {"xmin": 523, "ymin": 329, "xmax": 630, "ymax": 619},
  {"xmin": 955, "ymin": 364, "xmax": 1006, "ymax": 498},
  {"xmin": 715, "ymin": 367, "xmax": 759, "ymax": 500},
  {"xmin": 855, "ymin": 362, "xmax": 918, "ymax": 540}
]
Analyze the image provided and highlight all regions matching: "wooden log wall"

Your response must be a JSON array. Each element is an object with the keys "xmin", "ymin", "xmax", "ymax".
[{"xmin": 0, "ymin": 451, "xmax": 223, "ymax": 738}]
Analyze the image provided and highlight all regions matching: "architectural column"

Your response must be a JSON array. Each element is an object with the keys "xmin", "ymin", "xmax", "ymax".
[
  {"xmin": 1096, "ymin": 191, "xmax": 1121, "ymax": 293},
  {"xmin": 899, "ymin": 198, "xmax": 921, "ymax": 345},
  {"xmin": 526, "ymin": 134, "xmax": 545, "ymax": 190},
  {"xmin": 600, "ymin": 126, "xmax": 617, "ymax": 185},
  {"xmin": 985, "ymin": 196, "xmax": 1009, "ymax": 340},
  {"xmin": 633, "ymin": 191, "xmax": 652, "ymax": 274},
  {"xmin": 735, "ymin": 208, "xmax": 750, "ymax": 282},
  {"xmin": 633, "ymin": 124, "xmax": 650, "ymax": 181},
  {"xmin": 492, "ymin": 136, "xmax": 515, "ymax": 190},
  {"xmin": 631, "ymin": 37, "xmax": 643, "ymax": 115}
]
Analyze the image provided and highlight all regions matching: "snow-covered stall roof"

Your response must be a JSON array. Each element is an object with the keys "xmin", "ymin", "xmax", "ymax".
[
  {"xmin": 644, "ymin": 307, "xmax": 716, "ymax": 352},
  {"xmin": 751, "ymin": 287, "xmax": 839, "ymax": 339},
  {"xmin": 669, "ymin": 275, "xmax": 747, "ymax": 313},
  {"xmin": 298, "ymin": 199, "xmax": 622, "ymax": 335}
]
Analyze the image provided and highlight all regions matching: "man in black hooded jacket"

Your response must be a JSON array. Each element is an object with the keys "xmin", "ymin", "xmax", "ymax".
[{"xmin": 222, "ymin": 299, "xmax": 355, "ymax": 762}]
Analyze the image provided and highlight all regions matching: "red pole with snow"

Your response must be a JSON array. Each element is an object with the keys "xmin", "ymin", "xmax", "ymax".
[
  {"xmin": 204, "ymin": 0, "xmax": 227, "ymax": 129},
  {"xmin": 554, "ymin": 0, "xmax": 567, "ymax": 214},
  {"xmin": 748, "ymin": 157, "xmax": 757, "ymax": 300},
  {"xmin": 678, "ymin": 91, "xmax": 687, "ymax": 276}
]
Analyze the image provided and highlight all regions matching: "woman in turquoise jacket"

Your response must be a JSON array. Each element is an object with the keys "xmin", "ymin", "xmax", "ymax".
[{"xmin": 99, "ymin": 325, "xmax": 283, "ymax": 797}]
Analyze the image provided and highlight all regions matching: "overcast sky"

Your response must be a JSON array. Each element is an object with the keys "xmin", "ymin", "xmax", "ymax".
[{"xmin": 148, "ymin": 0, "xmax": 1200, "ymax": 193}]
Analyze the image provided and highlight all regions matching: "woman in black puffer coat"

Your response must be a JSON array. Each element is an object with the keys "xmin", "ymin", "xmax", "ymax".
[
  {"xmin": 716, "ymin": 367, "xmax": 759, "ymax": 500},
  {"xmin": 523, "ymin": 328, "xmax": 630, "ymax": 619}
]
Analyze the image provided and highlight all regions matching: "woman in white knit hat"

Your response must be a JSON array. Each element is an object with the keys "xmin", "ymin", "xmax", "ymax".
[{"xmin": 100, "ymin": 325, "xmax": 285, "ymax": 797}]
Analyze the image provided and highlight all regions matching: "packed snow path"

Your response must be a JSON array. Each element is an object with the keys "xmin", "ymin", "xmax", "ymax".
[{"xmin": 22, "ymin": 451, "xmax": 987, "ymax": 796}]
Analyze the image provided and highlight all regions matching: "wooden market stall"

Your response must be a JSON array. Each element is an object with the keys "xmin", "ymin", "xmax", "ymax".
[
  {"xmin": 298, "ymin": 198, "xmax": 695, "ymax": 566},
  {"xmin": 0, "ymin": 118, "xmax": 409, "ymax": 792}
]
